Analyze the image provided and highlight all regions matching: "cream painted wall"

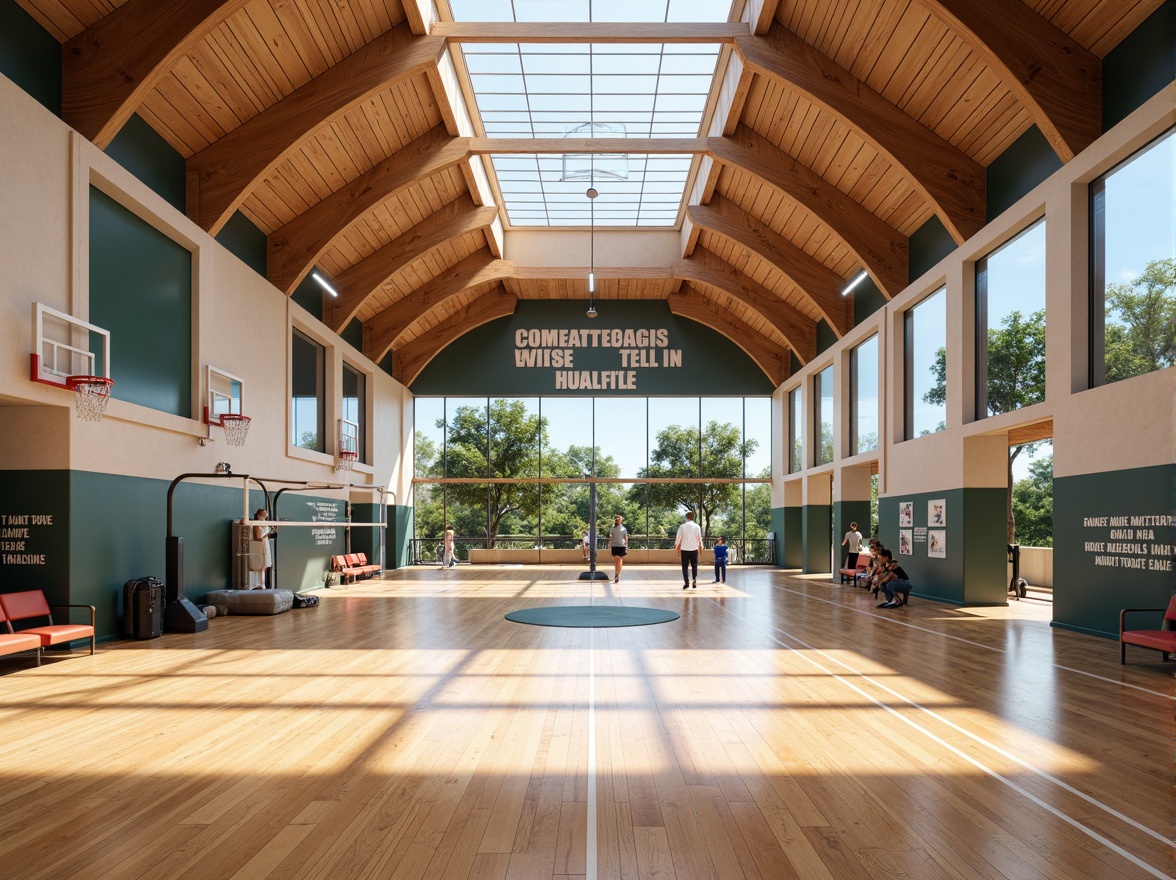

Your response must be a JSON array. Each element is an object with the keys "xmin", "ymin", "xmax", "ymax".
[
  {"xmin": 0, "ymin": 72, "xmax": 412, "ymax": 502},
  {"xmin": 775, "ymin": 84, "xmax": 1176, "ymax": 505}
]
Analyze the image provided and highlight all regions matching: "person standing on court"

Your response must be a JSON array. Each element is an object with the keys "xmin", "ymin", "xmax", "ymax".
[
  {"xmin": 441, "ymin": 525, "xmax": 455, "ymax": 569},
  {"xmin": 250, "ymin": 508, "xmax": 275, "ymax": 589},
  {"xmin": 712, "ymin": 536, "xmax": 729, "ymax": 584},
  {"xmin": 608, "ymin": 515, "xmax": 628, "ymax": 583},
  {"xmin": 841, "ymin": 521, "xmax": 864, "ymax": 569},
  {"xmin": 675, "ymin": 510, "xmax": 703, "ymax": 589}
]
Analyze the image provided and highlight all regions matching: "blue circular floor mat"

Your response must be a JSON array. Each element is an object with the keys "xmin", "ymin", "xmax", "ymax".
[{"xmin": 505, "ymin": 605, "xmax": 680, "ymax": 628}]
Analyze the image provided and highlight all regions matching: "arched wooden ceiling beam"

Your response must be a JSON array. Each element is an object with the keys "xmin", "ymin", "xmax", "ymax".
[
  {"xmin": 326, "ymin": 195, "xmax": 499, "ymax": 333},
  {"xmin": 674, "ymin": 247, "xmax": 816, "ymax": 364},
  {"xmin": 667, "ymin": 289, "xmax": 789, "ymax": 386},
  {"xmin": 735, "ymin": 23, "xmax": 985, "ymax": 244},
  {"xmin": 707, "ymin": 124, "xmax": 908, "ymax": 299},
  {"xmin": 62, "ymin": 0, "xmax": 250, "ymax": 149},
  {"xmin": 186, "ymin": 23, "xmax": 445, "ymax": 235},
  {"xmin": 362, "ymin": 251, "xmax": 515, "ymax": 362},
  {"xmin": 921, "ymin": 0, "xmax": 1100, "ymax": 162},
  {"xmin": 688, "ymin": 196, "xmax": 853, "ymax": 338},
  {"xmin": 268, "ymin": 125, "xmax": 470, "ymax": 295},
  {"xmin": 393, "ymin": 286, "xmax": 518, "ymax": 386}
]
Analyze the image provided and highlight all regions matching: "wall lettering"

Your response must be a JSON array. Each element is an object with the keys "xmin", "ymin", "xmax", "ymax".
[
  {"xmin": 1081, "ymin": 514, "xmax": 1174, "ymax": 571},
  {"xmin": 513, "ymin": 326, "xmax": 682, "ymax": 391},
  {"xmin": 0, "ymin": 513, "xmax": 53, "ymax": 565}
]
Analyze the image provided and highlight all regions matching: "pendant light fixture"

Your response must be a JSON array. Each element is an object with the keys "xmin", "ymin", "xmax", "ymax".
[{"xmin": 586, "ymin": 184, "xmax": 598, "ymax": 318}]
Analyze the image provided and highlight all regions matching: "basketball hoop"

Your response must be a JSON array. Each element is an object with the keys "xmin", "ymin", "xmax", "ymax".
[
  {"xmin": 336, "ymin": 450, "xmax": 358, "ymax": 471},
  {"xmin": 219, "ymin": 413, "xmax": 251, "ymax": 447},
  {"xmin": 66, "ymin": 376, "xmax": 114, "ymax": 422}
]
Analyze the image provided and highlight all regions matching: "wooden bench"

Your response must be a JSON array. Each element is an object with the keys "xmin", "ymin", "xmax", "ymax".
[
  {"xmin": 1120, "ymin": 596, "xmax": 1176, "ymax": 664},
  {"xmin": 331, "ymin": 553, "xmax": 380, "ymax": 584},
  {"xmin": 0, "ymin": 602, "xmax": 43, "ymax": 666},
  {"xmin": 0, "ymin": 590, "xmax": 95, "ymax": 657},
  {"xmin": 838, "ymin": 554, "xmax": 871, "ymax": 584}
]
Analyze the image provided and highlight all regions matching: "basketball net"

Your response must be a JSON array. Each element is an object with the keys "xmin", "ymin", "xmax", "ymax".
[
  {"xmin": 67, "ymin": 376, "xmax": 114, "ymax": 422},
  {"xmin": 220, "ymin": 414, "xmax": 251, "ymax": 447}
]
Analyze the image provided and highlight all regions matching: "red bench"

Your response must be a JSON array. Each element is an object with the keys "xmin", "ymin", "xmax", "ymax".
[
  {"xmin": 0, "ymin": 602, "xmax": 43, "ymax": 666},
  {"xmin": 0, "ymin": 590, "xmax": 95, "ymax": 658},
  {"xmin": 331, "ymin": 552, "xmax": 381, "ymax": 584},
  {"xmin": 839, "ymin": 554, "xmax": 871, "ymax": 584},
  {"xmin": 1120, "ymin": 596, "xmax": 1176, "ymax": 664}
]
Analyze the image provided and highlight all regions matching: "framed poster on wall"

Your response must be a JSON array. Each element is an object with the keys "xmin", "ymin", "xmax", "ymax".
[
  {"xmin": 899, "ymin": 530, "xmax": 913, "ymax": 555},
  {"xmin": 928, "ymin": 530, "xmax": 946, "ymax": 558},
  {"xmin": 929, "ymin": 500, "xmax": 945, "ymax": 527},
  {"xmin": 899, "ymin": 501, "xmax": 913, "ymax": 527}
]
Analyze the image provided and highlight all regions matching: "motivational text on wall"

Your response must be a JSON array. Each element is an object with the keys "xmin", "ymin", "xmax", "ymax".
[
  {"xmin": 1082, "ymin": 513, "xmax": 1174, "ymax": 572},
  {"xmin": 1, "ymin": 513, "xmax": 53, "ymax": 565},
  {"xmin": 513, "ymin": 327, "xmax": 682, "ymax": 391}
]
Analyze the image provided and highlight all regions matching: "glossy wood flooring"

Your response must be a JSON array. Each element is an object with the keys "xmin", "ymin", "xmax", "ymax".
[{"xmin": 0, "ymin": 567, "xmax": 1171, "ymax": 879}]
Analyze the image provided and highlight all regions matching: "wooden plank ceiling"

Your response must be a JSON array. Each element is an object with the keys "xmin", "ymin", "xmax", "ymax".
[{"xmin": 20, "ymin": 0, "xmax": 1164, "ymax": 385}]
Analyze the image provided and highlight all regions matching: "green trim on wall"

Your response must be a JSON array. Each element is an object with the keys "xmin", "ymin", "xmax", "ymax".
[
  {"xmin": 411, "ymin": 300, "xmax": 775, "ymax": 396},
  {"xmin": 105, "ymin": 114, "xmax": 186, "ymax": 212},
  {"xmin": 852, "ymin": 277, "xmax": 887, "ymax": 325},
  {"xmin": 801, "ymin": 503, "xmax": 832, "ymax": 573},
  {"xmin": 1053, "ymin": 464, "xmax": 1175, "ymax": 639},
  {"xmin": 272, "ymin": 492, "xmax": 347, "ymax": 590},
  {"xmin": 986, "ymin": 125, "xmax": 1062, "ymax": 223},
  {"xmin": 216, "ymin": 211, "xmax": 268, "ymax": 277},
  {"xmin": 878, "ymin": 487, "xmax": 1006, "ymax": 606},
  {"xmin": 781, "ymin": 507, "xmax": 804, "ymax": 569},
  {"xmin": 1102, "ymin": 1, "xmax": 1176, "ymax": 132},
  {"xmin": 0, "ymin": 0, "xmax": 59, "ymax": 115},
  {"xmin": 89, "ymin": 187, "xmax": 192, "ymax": 417},
  {"xmin": 291, "ymin": 273, "xmax": 325, "ymax": 321},
  {"xmin": 0, "ymin": 470, "xmax": 71, "ymax": 613},
  {"xmin": 341, "ymin": 318, "xmax": 364, "ymax": 353},
  {"xmin": 815, "ymin": 319, "xmax": 837, "ymax": 357},
  {"xmin": 769, "ymin": 507, "xmax": 785, "ymax": 567},
  {"xmin": 909, "ymin": 216, "xmax": 955, "ymax": 283},
  {"xmin": 379, "ymin": 352, "xmax": 394, "ymax": 377},
  {"xmin": 389, "ymin": 505, "xmax": 413, "ymax": 569}
]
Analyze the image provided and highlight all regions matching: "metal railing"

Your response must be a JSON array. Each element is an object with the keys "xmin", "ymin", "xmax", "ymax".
[{"xmin": 409, "ymin": 535, "xmax": 776, "ymax": 566}]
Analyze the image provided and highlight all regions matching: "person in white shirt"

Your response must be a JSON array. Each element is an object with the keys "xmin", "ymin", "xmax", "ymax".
[
  {"xmin": 608, "ymin": 515, "xmax": 628, "ymax": 583},
  {"xmin": 841, "ymin": 521, "xmax": 864, "ymax": 569},
  {"xmin": 674, "ymin": 510, "xmax": 704, "ymax": 589}
]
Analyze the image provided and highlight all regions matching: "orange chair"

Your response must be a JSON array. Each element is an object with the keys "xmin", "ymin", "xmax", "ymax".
[
  {"xmin": 0, "ymin": 590, "xmax": 95, "ymax": 657},
  {"xmin": 0, "ymin": 602, "xmax": 42, "ymax": 666},
  {"xmin": 1120, "ymin": 596, "xmax": 1176, "ymax": 664}
]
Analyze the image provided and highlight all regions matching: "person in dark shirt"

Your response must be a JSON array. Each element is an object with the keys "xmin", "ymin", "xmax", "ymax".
[
  {"xmin": 712, "ymin": 536, "xmax": 729, "ymax": 583},
  {"xmin": 875, "ymin": 549, "xmax": 912, "ymax": 608}
]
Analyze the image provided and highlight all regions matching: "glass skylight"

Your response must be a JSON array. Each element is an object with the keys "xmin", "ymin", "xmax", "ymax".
[{"xmin": 448, "ymin": 0, "xmax": 734, "ymax": 226}]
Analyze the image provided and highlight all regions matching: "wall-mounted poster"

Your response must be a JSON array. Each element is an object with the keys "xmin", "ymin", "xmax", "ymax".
[
  {"xmin": 928, "ymin": 530, "xmax": 946, "ymax": 558},
  {"xmin": 928, "ymin": 500, "xmax": 945, "ymax": 527},
  {"xmin": 899, "ymin": 502, "xmax": 913, "ymax": 527},
  {"xmin": 899, "ymin": 529, "xmax": 913, "ymax": 555}
]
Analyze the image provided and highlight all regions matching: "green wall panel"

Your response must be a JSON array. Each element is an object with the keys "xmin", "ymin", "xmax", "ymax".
[
  {"xmin": 104, "ymin": 114, "xmax": 186, "ymax": 211},
  {"xmin": 390, "ymin": 505, "xmax": 413, "ymax": 569},
  {"xmin": 0, "ymin": 0, "xmax": 59, "ymax": 114},
  {"xmin": 878, "ymin": 487, "xmax": 1006, "ymax": 605},
  {"xmin": 851, "ymin": 277, "xmax": 887, "ymax": 325},
  {"xmin": 801, "ymin": 503, "xmax": 832, "ymax": 573},
  {"xmin": 272, "ymin": 492, "xmax": 347, "ymax": 591},
  {"xmin": 411, "ymin": 300, "xmax": 775, "ymax": 396},
  {"xmin": 769, "ymin": 507, "xmax": 785, "ymax": 567},
  {"xmin": 291, "ymin": 273, "xmax": 325, "ymax": 321},
  {"xmin": 781, "ymin": 507, "xmax": 804, "ymax": 569},
  {"xmin": 909, "ymin": 216, "xmax": 955, "ymax": 283},
  {"xmin": 1053, "ymin": 464, "xmax": 1175, "ymax": 639},
  {"xmin": 349, "ymin": 502, "xmax": 385, "ymax": 569},
  {"xmin": 89, "ymin": 187, "xmax": 192, "ymax": 417}
]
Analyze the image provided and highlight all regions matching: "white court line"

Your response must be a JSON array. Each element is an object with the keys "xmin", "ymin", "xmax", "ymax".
[
  {"xmin": 774, "ymin": 583, "xmax": 1174, "ymax": 701},
  {"xmin": 586, "ymin": 627, "xmax": 598, "ymax": 880},
  {"xmin": 706, "ymin": 595, "xmax": 1174, "ymax": 878}
]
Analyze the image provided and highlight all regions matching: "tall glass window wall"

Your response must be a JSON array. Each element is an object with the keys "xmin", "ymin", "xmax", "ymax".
[
  {"xmin": 413, "ymin": 397, "xmax": 773, "ymax": 558},
  {"xmin": 977, "ymin": 220, "xmax": 1046, "ymax": 418},
  {"xmin": 850, "ymin": 335, "xmax": 879, "ymax": 455},
  {"xmin": 1091, "ymin": 129, "xmax": 1175, "ymax": 385},
  {"xmin": 814, "ymin": 365, "xmax": 834, "ymax": 465},
  {"xmin": 904, "ymin": 288, "xmax": 947, "ymax": 438}
]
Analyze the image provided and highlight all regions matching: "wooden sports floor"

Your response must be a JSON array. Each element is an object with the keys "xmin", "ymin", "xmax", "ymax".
[{"xmin": 0, "ymin": 566, "xmax": 1171, "ymax": 880}]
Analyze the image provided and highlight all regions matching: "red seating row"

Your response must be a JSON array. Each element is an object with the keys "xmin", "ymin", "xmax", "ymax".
[
  {"xmin": 1120, "ymin": 596, "xmax": 1176, "ymax": 664},
  {"xmin": 0, "ymin": 590, "xmax": 95, "ymax": 666},
  {"xmin": 331, "ymin": 552, "xmax": 381, "ymax": 584},
  {"xmin": 838, "ymin": 554, "xmax": 871, "ymax": 583}
]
